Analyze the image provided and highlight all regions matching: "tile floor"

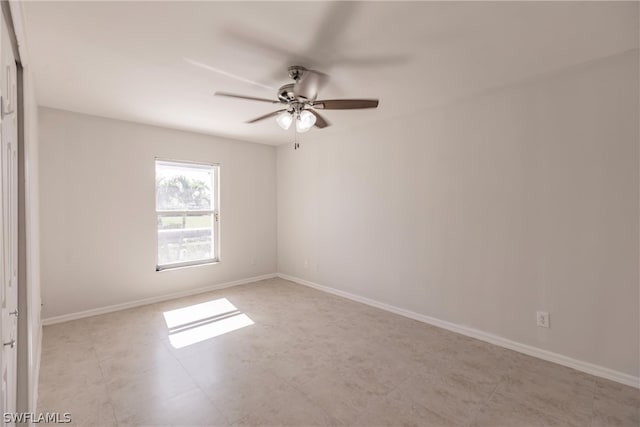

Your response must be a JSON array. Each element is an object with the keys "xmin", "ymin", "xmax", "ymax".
[{"xmin": 38, "ymin": 278, "xmax": 639, "ymax": 426}]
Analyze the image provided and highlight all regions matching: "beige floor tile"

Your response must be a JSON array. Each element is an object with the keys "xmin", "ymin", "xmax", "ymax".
[
  {"xmin": 294, "ymin": 365, "xmax": 393, "ymax": 425},
  {"xmin": 37, "ymin": 279, "xmax": 629, "ymax": 427},
  {"xmin": 436, "ymin": 338, "xmax": 510, "ymax": 387},
  {"xmin": 509, "ymin": 352, "xmax": 596, "ymax": 389},
  {"xmin": 594, "ymin": 377, "xmax": 640, "ymax": 408},
  {"xmin": 177, "ymin": 346, "xmax": 267, "ymax": 389},
  {"xmin": 592, "ymin": 398, "xmax": 640, "ymax": 427},
  {"xmin": 338, "ymin": 350, "xmax": 421, "ymax": 391},
  {"xmin": 236, "ymin": 381, "xmax": 342, "ymax": 427},
  {"xmin": 471, "ymin": 391, "xmax": 578, "ymax": 427},
  {"xmin": 162, "ymin": 332, "xmax": 246, "ymax": 364},
  {"xmin": 107, "ymin": 361, "xmax": 200, "ymax": 420},
  {"xmin": 192, "ymin": 364, "xmax": 297, "ymax": 423},
  {"xmin": 38, "ymin": 383, "xmax": 117, "ymax": 427},
  {"xmin": 40, "ymin": 338, "xmax": 96, "ymax": 363},
  {"xmin": 42, "ymin": 320, "xmax": 94, "ymax": 350},
  {"xmin": 92, "ymin": 326, "xmax": 162, "ymax": 361},
  {"xmin": 592, "ymin": 378, "xmax": 640, "ymax": 427},
  {"xmin": 354, "ymin": 387, "xmax": 460, "ymax": 427},
  {"xmin": 66, "ymin": 407, "xmax": 118, "ymax": 427},
  {"xmin": 85, "ymin": 305, "xmax": 159, "ymax": 330},
  {"xmin": 264, "ymin": 349, "xmax": 342, "ymax": 387},
  {"xmin": 39, "ymin": 348, "xmax": 104, "ymax": 393},
  {"xmin": 496, "ymin": 360, "xmax": 595, "ymax": 425},
  {"xmin": 117, "ymin": 388, "xmax": 228, "ymax": 426},
  {"xmin": 394, "ymin": 366, "xmax": 496, "ymax": 425},
  {"xmin": 98, "ymin": 340, "xmax": 182, "ymax": 379}
]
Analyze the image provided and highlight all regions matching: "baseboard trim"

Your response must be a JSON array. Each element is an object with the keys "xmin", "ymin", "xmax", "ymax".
[
  {"xmin": 277, "ymin": 273, "xmax": 640, "ymax": 389},
  {"xmin": 42, "ymin": 273, "xmax": 277, "ymax": 326}
]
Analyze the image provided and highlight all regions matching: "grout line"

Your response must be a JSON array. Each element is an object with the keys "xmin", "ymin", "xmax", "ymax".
[
  {"xmin": 153, "ymin": 313, "xmax": 233, "ymax": 426},
  {"xmin": 464, "ymin": 348, "xmax": 514, "ymax": 426},
  {"xmin": 587, "ymin": 377, "xmax": 597, "ymax": 427},
  {"xmin": 466, "ymin": 378, "xmax": 501, "ymax": 427},
  {"xmin": 90, "ymin": 324, "xmax": 125, "ymax": 427},
  {"xmin": 169, "ymin": 345, "xmax": 232, "ymax": 426}
]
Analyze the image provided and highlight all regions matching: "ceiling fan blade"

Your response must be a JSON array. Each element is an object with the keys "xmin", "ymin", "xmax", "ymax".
[
  {"xmin": 294, "ymin": 70, "xmax": 328, "ymax": 102},
  {"xmin": 333, "ymin": 53, "xmax": 409, "ymax": 68},
  {"xmin": 309, "ymin": 109, "xmax": 330, "ymax": 128},
  {"xmin": 185, "ymin": 58, "xmax": 275, "ymax": 90},
  {"xmin": 246, "ymin": 109, "xmax": 287, "ymax": 124},
  {"xmin": 215, "ymin": 92, "xmax": 279, "ymax": 104},
  {"xmin": 306, "ymin": 2, "xmax": 360, "ymax": 59},
  {"xmin": 313, "ymin": 99, "xmax": 379, "ymax": 109}
]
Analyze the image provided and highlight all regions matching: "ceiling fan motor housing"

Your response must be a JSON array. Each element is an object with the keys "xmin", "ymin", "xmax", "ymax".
[{"xmin": 277, "ymin": 83, "xmax": 296, "ymax": 103}]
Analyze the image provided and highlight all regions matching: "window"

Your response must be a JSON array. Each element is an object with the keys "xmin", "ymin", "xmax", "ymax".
[{"xmin": 155, "ymin": 160, "xmax": 219, "ymax": 270}]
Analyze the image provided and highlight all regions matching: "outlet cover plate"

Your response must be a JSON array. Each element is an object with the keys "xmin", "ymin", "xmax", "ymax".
[{"xmin": 537, "ymin": 311, "xmax": 550, "ymax": 328}]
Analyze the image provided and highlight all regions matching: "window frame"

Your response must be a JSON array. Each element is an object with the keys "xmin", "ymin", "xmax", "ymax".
[{"xmin": 155, "ymin": 158, "xmax": 220, "ymax": 271}]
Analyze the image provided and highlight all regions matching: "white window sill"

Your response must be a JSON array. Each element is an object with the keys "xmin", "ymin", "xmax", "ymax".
[{"xmin": 156, "ymin": 260, "xmax": 220, "ymax": 272}]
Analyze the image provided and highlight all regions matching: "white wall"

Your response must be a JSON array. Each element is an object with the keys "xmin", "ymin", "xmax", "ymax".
[
  {"xmin": 277, "ymin": 50, "xmax": 639, "ymax": 378},
  {"xmin": 39, "ymin": 108, "xmax": 276, "ymax": 318}
]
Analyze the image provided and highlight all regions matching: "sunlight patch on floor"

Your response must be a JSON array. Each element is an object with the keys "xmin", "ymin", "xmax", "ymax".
[{"xmin": 163, "ymin": 298, "xmax": 254, "ymax": 348}]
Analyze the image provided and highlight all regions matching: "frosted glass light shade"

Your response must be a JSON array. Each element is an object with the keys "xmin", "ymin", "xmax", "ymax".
[
  {"xmin": 276, "ymin": 111, "xmax": 293, "ymax": 130},
  {"xmin": 296, "ymin": 110, "xmax": 316, "ymax": 133}
]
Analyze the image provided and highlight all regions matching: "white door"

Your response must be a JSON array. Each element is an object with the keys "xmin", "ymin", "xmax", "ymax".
[{"xmin": 0, "ymin": 13, "xmax": 18, "ymax": 424}]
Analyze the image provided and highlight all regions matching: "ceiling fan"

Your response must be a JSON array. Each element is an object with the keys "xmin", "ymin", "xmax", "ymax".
[{"xmin": 214, "ymin": 65, "xmax": 379, "ymax": 133}]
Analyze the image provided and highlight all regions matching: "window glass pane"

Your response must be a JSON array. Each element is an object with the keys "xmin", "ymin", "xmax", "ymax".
[
  {"xmin": 157, "ymin": 214, "xmax": 213, "ymax": 265},
  {"xmin": 156, "ymin": 162, "xmax": 213, "ymax": 211}
]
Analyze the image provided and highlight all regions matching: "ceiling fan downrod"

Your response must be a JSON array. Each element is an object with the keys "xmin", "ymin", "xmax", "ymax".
[{"xmin": 287, "ymin": 65, "xmax": 307, "ymax": 82}]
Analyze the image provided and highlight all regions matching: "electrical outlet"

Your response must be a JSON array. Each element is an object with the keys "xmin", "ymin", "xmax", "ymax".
[
  {"xmin": 537, "ymin": 311, "xmax": 550, "ymax": 328},
  {"xmin": 303, "ymin": 260, "xmax": 308, "ymax": 269}
]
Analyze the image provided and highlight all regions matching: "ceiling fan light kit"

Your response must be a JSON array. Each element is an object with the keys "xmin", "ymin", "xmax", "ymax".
[
  {"xmin": 275, "ymin": 108, "xmax": 316, "ymax": 133},
  {"xmin": 215, "ymin": 65, "xmax": 380, "ymax": 145},
  {"xmin": 296, "ymin": 110, "xmax": 316, "ymax": 133},
  {"xmin": 276, "ymin": 111, "xmax": 293, "ymax": 130}
]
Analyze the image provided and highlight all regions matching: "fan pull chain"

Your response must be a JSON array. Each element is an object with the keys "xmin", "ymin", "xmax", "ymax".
[{"xmin": 294, "ymin": 115, "xmax": 300, "ymax": 150}]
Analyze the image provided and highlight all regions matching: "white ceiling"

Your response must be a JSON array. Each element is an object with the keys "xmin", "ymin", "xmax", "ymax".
[{"xmin": 21, "ymin": 1, "xmax": 639, "ymax": 145}]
